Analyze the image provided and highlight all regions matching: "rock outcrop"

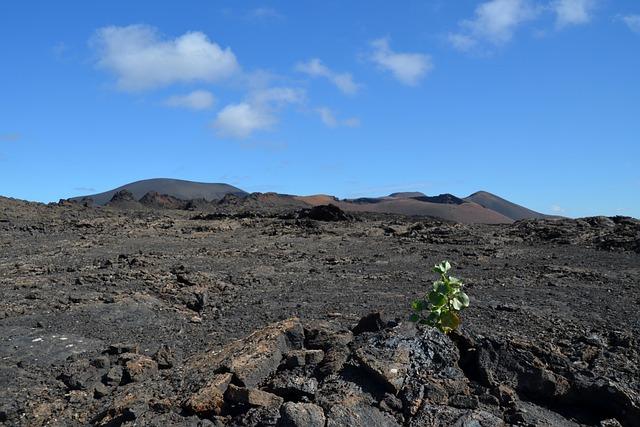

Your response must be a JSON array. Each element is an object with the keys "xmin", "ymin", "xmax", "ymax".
[{"xmin": 47, "ymin": 314, "xmax": 639, "ymax": 426}]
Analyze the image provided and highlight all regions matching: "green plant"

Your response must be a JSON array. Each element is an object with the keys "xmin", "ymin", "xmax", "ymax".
[{"xmin": 410, "ymin": 261, "xmax": 470, "ymax": 334}]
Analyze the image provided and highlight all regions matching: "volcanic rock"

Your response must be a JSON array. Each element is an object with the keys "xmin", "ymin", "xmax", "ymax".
[
  {"xmin": 226, "ymin": 384, "xmax": 284, "ymax": 409},
  {"xmin": 299, "ymin": 204, "xmax": 351, "ymax": 221},
  {"xmin": 139, "ymin": 191, "xmax": 187, "ymax": 209},
  {"xmin": 278, "ymin": 402, "xmax": 326, "ymax": 427}
]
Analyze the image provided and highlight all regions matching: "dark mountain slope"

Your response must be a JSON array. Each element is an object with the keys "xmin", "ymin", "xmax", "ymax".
[
  {"xmin": 465, "ymin": 191, "xmax": 552, "ymax": 221},
  {"xmin": 70, "ymin": 178, "xmax": 247, "ymax": 206}
]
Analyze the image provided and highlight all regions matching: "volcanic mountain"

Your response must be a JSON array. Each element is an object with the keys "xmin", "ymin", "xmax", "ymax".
[
  {"xmin": 464, "ymin": 191, "xmax": 551, "ymax": 221},
  {"xmin": 296, "ymin": 192, "xmax": 514, "ymax": 224},
  {"xmin": 70, "ymin": 178, "xmax": 247, "ymax": 206},
  {"xmin": 68, "ymin": 179, "xmax": 555, "ymax": 224}
]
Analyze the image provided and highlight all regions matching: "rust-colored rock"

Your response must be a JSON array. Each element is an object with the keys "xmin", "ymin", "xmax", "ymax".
[{"xmin": 183, "ymin": 373, "xmax": 232, "ymax": 416}]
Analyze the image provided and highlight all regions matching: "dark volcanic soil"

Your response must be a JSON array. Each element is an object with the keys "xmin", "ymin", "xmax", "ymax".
[{"xmin": 0, "ymin": 197, "xmax": 638, "ymax": 426}]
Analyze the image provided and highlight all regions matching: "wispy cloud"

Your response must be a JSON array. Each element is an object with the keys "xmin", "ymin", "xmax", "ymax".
[
  {"xmin": 247, "ymin": 7, "xmax": 284, "ymax": 21},
  {"xmin": 620, "ymin": 14, "xmax": 640, "ymax": 34},
  {"xmin": 296, "ymin": 58, "xmax": 360, "ymax": 95},
  {"xmin": 448, "ymin": 0, "xmax": 599, "ymax": 52},
  {"xmin": 91, "ymin": 25, "xmax": 239, "ymax": 91},
  {"xmin": 164, "ymin": 90, "xmax": 215, "ymax": 110},
  {"xmin": 369, "ymin": 38, "xmax": 433, "ymax": 86},
  {"xmin": 552, "ymin": 0, "xmax": 597, "ymax": 27},
  {"xmin": 447, "ymin": 33, "xmax": 478, "ymax": 51},
  {"xmin": 449, "ymin": 0, "xmax": 539, "ymax": 50},
  {"xmin": 213, "ymin": 87, "xmax": 305, "ymax": 139},
  {"xmin": 0, "ymin": 133, "xmax": 21, "ymax": 142},
  {"xmin": 316, "ymin": 107, "xmax": 360, "ymax": 128},
  {"xmin": 551, "ymin": 204, "xmax": 566, "ymax": 214}
]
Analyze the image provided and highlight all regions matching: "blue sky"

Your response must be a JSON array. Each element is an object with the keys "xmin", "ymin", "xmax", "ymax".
[{"xmin": 1, "ymin": 0, "xmax": 639, "ymax": 217}]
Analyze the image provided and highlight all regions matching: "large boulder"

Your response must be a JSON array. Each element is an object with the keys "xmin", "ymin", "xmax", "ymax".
[{"xmin": 186, "ymin": 318, "xmax": 304, "ymax": 389}]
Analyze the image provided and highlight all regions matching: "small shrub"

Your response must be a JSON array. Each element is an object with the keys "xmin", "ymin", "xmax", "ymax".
[{"xmin": 410, "ymin": 261, "xmax": 469, "ymax": 334}]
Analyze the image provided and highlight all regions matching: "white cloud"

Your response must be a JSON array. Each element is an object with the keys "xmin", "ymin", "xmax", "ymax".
[
  {"xmin": 316, "ymin": 107, "xmax": 360, "ymax": 128},
  {"xmin": 447, "ymin": 33, "xmax": 478, "ymax": 51},
  {"xmin": 92, "ymin": 25, "xmax": 239, "ymax": 91},
  {"xmin": 213, "ymin": 103, "xmax": 275, "ymax": 139},
  {"xmin": 369, "ymin": 39, "xmax": 433, "ymax": 86},
  {"xmin": 449, "ymin": 0, "xmax": 599, "ymax": 51},
  {"xmin": 296, "ymin": 58, "xmax": 360, "ymax": 95},
  {"xmin": 621, "ymin": 14, "xmax": 640, "ymax": 34},
  {"xmin": 250, "ymin": 87, "xmax": 305, "ymax": 107},
  {"xmin": 552, "ymin": 0, "xmax": 597, "ymax": 27},
  {"xmin": 551, "ymin": 205, "xmax": 566, "ymax": 214},
  {"xmin": 164, "ymin": 90, "xmax": 215, "ymax": 110},
  {"xmin": 450, "ymin": 0, "xmax": 538, "ymax": 50},
  {"xmin": 213, "ymin": 87, "xmax": 304, "ymax": 139}
]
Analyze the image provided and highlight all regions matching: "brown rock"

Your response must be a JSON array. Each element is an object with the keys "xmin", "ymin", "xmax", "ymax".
[
  {"xmin": 226, "ymin": 384, "xmax": 284, "ymax": 409},
  {"xmin": 184, "ymin": 373, "xmax": 233, "ymax": 416},
  {"xmin": 123, "ymin": 355, "xmax": 158, "ymax": 383},
  {"xmin": 187, "ymin": 318, "xmax": 304, "ymax": 388}
]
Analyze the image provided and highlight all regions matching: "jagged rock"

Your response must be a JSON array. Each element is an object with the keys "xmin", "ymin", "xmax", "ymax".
[
  {"xmin": 122, "ymin": 355, "xmax": 158, "ymax": 383},
  {"xmin": 93, "ymin": 382, "xmax": 111, "ymax": 399},
  {"xmin": 269, "ymin": 371, "xmax": 318, "ymax": 399},
  {"xmin": 187, "ymin": 318, "xmax": 304, "ymax": 388},
  {"xmin": 410, "ymin": 403, "xmax": 504, "ymax": 427},
  {"xmin": 109, "ymin": 190, "xmax": 135, "ymax": 203},
  {"xmin": 305, "ymin": 322, "xmax": 353, "ymax": 377},
  {"xmin": 352, "ymin": 312, "xmax": 386, "ymax": 335},
  {"xmin": 326, "ymin": 403, "xmax": 401, "ymax": 427},
  {"xmin": 379, "ymin": 393, "xmax": 403, "ymax": 413},
  {"xmin": 183, "ymin": 289, "xmax": 208, "ymax": 313},
  {"xmin": 92, "ymin": 383, "xmax": 152, "ymax": 425},
  {"xmin": 184, "ymin": 373, "xmax": 233, "ymax": 416},
  {"xmin": 91, "ymin": 356, "xmax": 110, "ymax": 369},
  {"xmin": 103, "ymin": 365, "xmax": 123, "ymax": 386},
  {"xmin": 226, "ymin": 384, "xmax": 284, "ymax": 409},
  {"xmin": 139, "ymin": 191, "xmax": 187, "ymax": 209},
  {"xmin": 505, "ymin": 401, "xmax": 576, "ymax": 426},
  {"xmin": 299, "ymin": 204, "xmax": 351, "ymax": 222},
  {"xmin": 284, "ymin": 349, "xmax": 324, "ymax": 368},
  {"xmin": 354, "ymin": 341, "xmax": 409, "ymax": 394},
  {"xmin": 153, "ymin": 344, "xmax": 175, "ymax": 369},
  {"xmin": 278, "ymin": 402, "xmax": 326, "ymax": 427},
  {"xmin": 448, "ymin": 394, "xmax": 478, "ymax": 409},
  {"xmin": 235, "ymin": 407, "xmax": 281, "ymax": 426},
  {"xmin": 58, "ymin": 359, "xmax": 100, "ymax": 391}
]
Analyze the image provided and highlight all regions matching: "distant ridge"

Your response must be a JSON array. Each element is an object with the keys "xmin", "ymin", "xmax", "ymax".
[
  {"xmin": 70, "ymin": 178, "xmax": 247, "ymax": 206},
  {"xmin": 66, "ymin": 179, "xmax": 555, "ymax": 224},
  {"xmin": 464, "ymin": 191, "xmax": 552, "ymax": 221},
  {"xmin": 296, "ymin": 194, "xmax": 514, "ymax": 224}
]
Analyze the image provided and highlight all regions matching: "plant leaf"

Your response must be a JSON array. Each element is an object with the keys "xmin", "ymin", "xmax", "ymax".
[
  {"xmin": 456, "ymin": 292, "xmax": 470, "ymax": 308},
  {"xmin": 440, "ymin": 311, "xmax": 460, "ymax": 331},
  {"xmin": 428, "ymin": 291, "xmax": 447, "ymax": 307},
  {"xmin": 436, "ymin": 282, "xmax": 449, "ymax": 295}
]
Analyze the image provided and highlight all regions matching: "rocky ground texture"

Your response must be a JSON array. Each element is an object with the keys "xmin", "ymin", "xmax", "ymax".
[{"xmin": 0, "ymin": 196, "xmax": 638, "ymax": 426}]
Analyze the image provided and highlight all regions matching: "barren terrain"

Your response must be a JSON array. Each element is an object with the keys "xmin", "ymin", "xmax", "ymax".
[{"xmin": 0, "ymin": 196, "xmax": 638, "ymax": 426}]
